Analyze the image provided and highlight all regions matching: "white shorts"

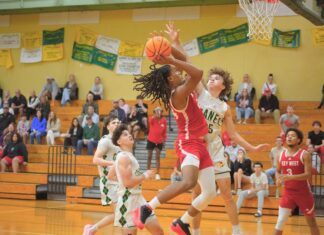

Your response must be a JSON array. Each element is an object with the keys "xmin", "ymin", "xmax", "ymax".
[
  {"xmin": 208, "ymin": 139, "xmax": 231, "ymax": 180},
  {"xmin": 100, "ymin": 177, "xmax": 118, "ymax": 205}
]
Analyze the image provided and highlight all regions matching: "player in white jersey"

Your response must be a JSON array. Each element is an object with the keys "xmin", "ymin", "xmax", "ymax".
[
  {"xmin": 83, "ymin": 115, "xmax": 121, "ymax": 235},
  {"xmin": 111, "ymin": 124, "xmax": 164, "ymax": 235}
]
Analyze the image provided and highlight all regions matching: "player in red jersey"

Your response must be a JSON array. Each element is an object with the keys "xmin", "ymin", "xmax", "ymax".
[
  {"xmin": 274, "ymin": 128, "xmax": 320, "ymax": 235},
  {"xmin": 132, "ymin": 40, "xmax": 216, "ymax": 235}
]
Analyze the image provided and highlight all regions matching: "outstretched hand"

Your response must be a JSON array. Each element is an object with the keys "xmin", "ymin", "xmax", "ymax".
[
  {"xmin": 251, "ymin": 143, "xmax": 270, "ymax": 152},
  {"xmin": 165, "ymin": 21, "xmax": 180, "ymax": 43},
  {"xmin": 152, "ymin": 54, "xmax": 174, "ymax": 65}
]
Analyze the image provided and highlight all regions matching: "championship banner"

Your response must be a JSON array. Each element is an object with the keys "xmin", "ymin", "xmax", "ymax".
[
  {"xmin": 312, "ymin": 28, "xmax": 324, "ymax": 46},
  {"xmin": 182, "ymin": 39, "xmax": 200, "ymax": 57},
  {"xmin": 92, "ymin": 48, "xmax": 118, "ymax": 70},
  {"xmin": 222, "ymin": 23, "xmax": 249, "ymax": 47},
  {"xmin": 43, "ymin": 44, "xmax": 63, "ymax": 61},
  {"xmin": 0, "ymin": 33, "xmax": 20, "ymax": 49},
  {"xmin": 197, "ymin": 30, "xmax": 224, "ymax": 54},
  {"xmin": 95, "ymin": 35, "xmax": 120, "ymax": 54},
  {"xmin": 116, "ymin": 56, "xmax": 142, "ymax": 75},
  {"xmin": 20, "ymin": 48, "xmax": 42, "ymax": 63},
  {"xmin": 118, "ymin": 41, "xmax": 144, "ymax": 57},
  {"xmin": 43, "ymin": 28, "xmax": 64, "ymax": 45},
  {"xmin": 71, "ymin": 42, "xmax": 94, "ymax": 64},
  {"xmin": 76, "ymin": 27, "xmax": 97, "ymax": 46},
  {"xmin": 22, "ymin": 32, "xmax": 42, "ymax": 49},
  {"xmin": 272, "ymin": 29, "xmax": 300, "ymax": 48},
  {"xmin": 0, "ymin": 49, "xmax": 13, "ymax": 69}
]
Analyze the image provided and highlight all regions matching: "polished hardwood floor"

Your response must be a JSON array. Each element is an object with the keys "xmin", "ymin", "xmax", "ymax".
[{"xmin": 0, "ymin": 199, "xmax": 323, "ymax": 235}]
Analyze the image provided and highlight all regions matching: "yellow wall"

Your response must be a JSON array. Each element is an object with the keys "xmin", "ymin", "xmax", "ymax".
[{"xmin": 0, "ymin": 5, "xmax": 323, "ymax": 101}]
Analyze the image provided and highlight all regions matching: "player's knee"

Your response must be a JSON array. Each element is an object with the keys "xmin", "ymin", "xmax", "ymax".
[{"xmin": 275, "ymin": 207, "xmax": 290, "ymax": 231}]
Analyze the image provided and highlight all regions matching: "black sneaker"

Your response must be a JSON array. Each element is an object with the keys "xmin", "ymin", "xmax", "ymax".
[
  {"xmin": 132, "ymin": 205, "xmax": 152, "ymax": 229},
  {"xmin": 170, "ymin": 218, "xmax": 191, "ymax": 235}
]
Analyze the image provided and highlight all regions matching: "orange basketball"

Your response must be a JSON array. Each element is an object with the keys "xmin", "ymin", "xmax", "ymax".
[{"xmin": 145, "ymin": 36, "xmax": 171, "ymax": 61}]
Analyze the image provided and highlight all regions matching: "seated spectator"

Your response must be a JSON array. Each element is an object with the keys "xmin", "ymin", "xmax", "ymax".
[
  {"xmin": 0, "ymin": 104, "xmax": 15, "ymax": 135},
  {"xmin": 316, "ymin": 83, "xmax": 324, "ymax": 109},
  {"xmin": 80, "ymin": 93, "xmax": 99, "ymax": 122},
  {"xmin": 17, "ymin": 114, "xmax": 30, "ymax": 144},
  {"xmin": 225, "ymin": 139, "xmax": 244, "ymax": 162},
  {"xmin": 233, "ymin": 148, "xmax": 252, "ymax": 195},
  {"xmin": 39, "ymin": 77, "xmax": 60, "ymax": 101},
  {"xmin": 224, "ymin": 151, "xmax": 234, "ymax": 183},
  {"xmin": 81, "ymin": 105, "xmax": 99, "ymax": 128},
  {"xmin": 235, "ymin": 88, "xmax": 254, "ymax": 124},
  {"xmin": 0, "ymin": 123, "xmax": 16, "ymax": 151},
  {"xmin": 307, "ymin": 120, "xmax": 324, "ymax": 160},
  {"xmin": 265, "ymin": 136, "xmax": 286, "ymax": 185},
  {"xmin": 36, "ymin": 95, "xmax": 51, "ymax": 120},
  {"xmin": 308, "ymin": 145, "xmax": 321, "ymax": 174},
  {"xmin": 11, "ymin": 89, "xmax": 27, "ymax": 116},
  {"xmin": 127, "ymin": 106, "xmax": 141, "ymax": 139},
  {"xmin": 0, "ymin": 133, "xmax": 28, "ymax": 173},
  {"xmin": 279, "ymin": 106, "xmax": 299, "ymax": 135},
  {"xmin": 255, "ymin": 89, "xmax": 280, "ymax": 124},
  {"xmin": 26, "ymin": 90, "xmax": 39, "ymax": 119},
  {"xmin": 61, "ymin": 74, "xmax": 78, "ymax": 106},
  {"xmin": 261, "ymin": 73, "xmax": 277, "ymax": 95},
  {"xmin": 119, "ymin": 98, "xmax": 130, "ymax": 116},
  {"xmin": 0, "ymin": 101, "xmax": 14, "ymax": 115},
  {"xmin": 46, "ymin": 111, "xmax": 61, "ymax": 146},
  {"xmin": 62, "ymin": 118, "xmax": 83, "ymax": 151},
  {"xmin": 146, "ymin": 107, "xmax": 167, "ymax": 180},
  {"xmin": 236, "ymin": 162, "xmax": 269, "ymax": 217},
  {"xmin": 90, "ymin": 76, "xmax": 103, "ymax": 100},
  {"xmin": 76, "ymin": 116, "xmax": 99, "ymax": 155},
  {"xmin": 30, "ymin": 110, "xmax": 47, "ymax": 144},
  {"xmin": 135, "ymin": 95, "xmax": 148, "ymax": 133},
  {"xmin": 236, "ymin": 74, "xmax": 255, "ymax": 100},
  {"xmin": 2, "ymin": 90, "xmax": 12, "ymax": 108},
  {"xmin": 109, "ymin": 100, "xmax": 127, "ymax": 124}
]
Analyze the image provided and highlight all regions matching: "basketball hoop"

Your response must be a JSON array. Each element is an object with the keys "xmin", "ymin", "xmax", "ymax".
[{"xmin": 239, "ymin": 0, "xmax": 280, "ymax": 40}]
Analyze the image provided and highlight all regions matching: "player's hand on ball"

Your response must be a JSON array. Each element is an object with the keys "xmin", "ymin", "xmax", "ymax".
[{"xmin": 152, "ymin": 54, "xmax": 174, "ymax": 65}]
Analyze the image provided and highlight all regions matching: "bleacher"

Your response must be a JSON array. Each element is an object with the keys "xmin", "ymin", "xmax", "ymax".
[{"xmin": 0, "ymin": 99, "xmax": 323, "ymax": 217}]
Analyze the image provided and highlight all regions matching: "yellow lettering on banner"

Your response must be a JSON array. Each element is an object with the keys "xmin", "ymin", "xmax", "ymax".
[
  {"xmin": 42, "ymin": 44, "xmax": 63, "ymax": 61},
  {"xmin": 76, "ymin": 27, "xmax": 97, "ymax": 46},
  {"xmin": 0, "ymin": 49, "xmax": 13, "ymax": 69},
  {"xmin": 22, "ymin": 32, "xmax": 42, "ymax": 49},
  {"xmin": 312, "ymin": 28, "xmax": 324, "ymax": 46},
  {"xmin": 118, "ymin": 41, "xmax": 144, "ymax": 57}
]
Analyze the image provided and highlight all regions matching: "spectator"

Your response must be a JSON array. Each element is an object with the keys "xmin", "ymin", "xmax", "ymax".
[
  {"xmin": 46, "ymin": 111, "xmax": 61, "ymax": 145},
  {"xmin": 0, "ymin": 123, "xmax": 16, "ymax": 150},
  {"xmin": 119, "ymin": 98, "xmax": 130, "ymax": 116},
  {"xmin": 146, "ymin": 107, "xmax": 167, "ymax": 180},
  {"xmin": 90, "ymin": 76, "xmax": 104, "ymax": 100},
  {"xmin": 236, "ymin": 74, "xmax": 255, "ymax": 100},
  {"xmin": 39, "ymin": 77, "xmax": 60, "ymax": 101},
  {"xmin": 17, "ymin": 114, "xmax": 30, "ymax": 144},
  {"xmin": 62, "ymin": 118, "xmax": 83, "ymax": 151},
  {"xmin": 135, "ymin": 95, "xmax": 148, "ymax": 133},
  {"xmin": 316, "ymin": 83, "xmax": 324, "ymax": 109},
  {"xmin": 233, "ymin": 148, "xmax": 253, "ymax": 195},
  {"xmin": 0, "ymin": 104, "xmax": 15, "ymax": 135},
  {"xmin": 61, "ymin": 74, "xmax": 78, "ymax": 106},
  {"xmin": 81, "ymin": 105, "xmax": 99, "ymax": 128},
  {"xmin": 236, "ymin": 162, "xmax": 269, "ymax": 217},
  {"xmin": 76, "ymin": 116, "xmax": 99, "ymax": 155},
  {"xmin": 11, "ymin": 89, "xmax": 27, "ymax": 116},
  {"xmin": 235, "ymin": 88, "xmax": 254, "ymax": 124},
  {"xmin": 80, "ymin": 93, "xmax": 99, "ymax": 121},
  {"xmin": 255, "ymin": 89, "xmax": 280, "ymax": 124},
  {"xmin": 26, "ymin": 90, "xmax": 39, "ymax": 119},
  {"xmin": 30, "ymin": 110, "xmax": 47, "ymax": 144},
  {"xmin": 307, "ymin": 120, "xmax": 324, "ymax": 160},
  {"xmin": 127, "ymin": 106, "xmax": 141, "ymax": 139},
  {"xmin": 2, "ymin": 90, "xmax": 12, "ymax": 108},
  {"xmin": 265, "ymin": 136, "xmax": 286, "ymax": 185},
  {"xmin": 308, "ymin": 145, "xmax": 321, "ymax": 174},
  {"xmin": 224, "ymin": 151, "xmax": 235, "ymax": 184},
  {"xmin": 279, "ymin": 106, "xmax": 299, "ymax": 135},
  {"xmin": 0, "ymin": 133, "xmax": 28, "ymax": 173},
  {"xmin": 36, "ymin": 95, "xmax": 51, "ymax": 120},
  {"xmin": 225, "ymin": 139, "xmax": 244, "ymax": 162},
  {"xmin": 109, "ymin": 100, "xmax": 127, "ymax": 124},
  {"xmin": 261, "ymin": 73, "xmax": 277, "ymax": 95}
]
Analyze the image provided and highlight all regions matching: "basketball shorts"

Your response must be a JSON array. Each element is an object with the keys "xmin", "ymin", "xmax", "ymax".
[
  {"xmin": 175, "ymin": 138, "xmax": 213, "ymax": 170},
  {"xmin": 146, "ymin": 140, "xmax": 163, "ymax": 151},
  {"xmin": 280, "ymin": 189, "xmax": 315, "ymax": 217},
  {"xmin": 99, "ymin": 177, "xmax": 119, "ymax": 206}
]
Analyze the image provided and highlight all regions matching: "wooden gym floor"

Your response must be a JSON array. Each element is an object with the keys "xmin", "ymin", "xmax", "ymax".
[{"xmin": 0, "ymin": 199, "xmax": 323, "ymax": 235}]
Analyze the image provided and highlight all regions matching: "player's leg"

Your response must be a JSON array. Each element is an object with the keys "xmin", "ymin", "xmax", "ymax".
[
  {"xmin": 304, "ymin": 216, "xmax": 320, "ymax": 235},
  {"xmin": 274, "ymin": 207, "xmax": 291, "ymax": 235},
  {"xmin": 191, "ymin": 184, "xmax": 202, "ymax": 235},
  {"xmin": 145, "ymin": 217, "xmax": 164, "ymax": 235}
]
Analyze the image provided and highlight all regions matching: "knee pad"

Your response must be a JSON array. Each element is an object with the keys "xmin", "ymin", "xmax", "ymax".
[{"xmin": 275, "ymin": 207, "xmax": 290, "ymax": 231}]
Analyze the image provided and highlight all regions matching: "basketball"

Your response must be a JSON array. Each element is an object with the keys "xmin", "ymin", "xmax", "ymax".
[{"xmin": 145, "ymin": 36, "xmax": 171, "ymax": 61}]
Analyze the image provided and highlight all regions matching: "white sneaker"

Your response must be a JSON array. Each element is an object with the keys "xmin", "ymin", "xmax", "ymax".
[{"xmin": 155, "ymin": 174, "xmax": 161, "ymax": 180}]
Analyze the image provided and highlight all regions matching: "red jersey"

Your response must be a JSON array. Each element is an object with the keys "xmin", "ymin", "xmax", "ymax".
[
  {"xmin": 147, "ymin": 116, "xmax": 167, "ymax": 144},
  {"xmin": 279, "ymin": 148, "xmax": 310, "ymax": 193},
  {"xmin": 170, "ymin": 93, "xmax": 208, "ymax": 140}
]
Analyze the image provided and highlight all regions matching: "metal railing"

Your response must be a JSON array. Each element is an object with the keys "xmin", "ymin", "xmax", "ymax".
[{"xmin": 312, "ymin": 153, "xmax": 324, "ymax": 215}]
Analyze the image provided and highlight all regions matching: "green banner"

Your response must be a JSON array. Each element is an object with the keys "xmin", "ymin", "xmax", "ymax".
[
  {"xmin": 43, "ymin": 28, "xmax": 64, "ymax": 45},
  {"xmin": 272, "ymin": 29, "xmax": 300, "ymax": 48},
  {"xmin": 92, "ymin": 48, "xmax": 118, "ymax": 70},
  {"xmin": 71, "ymin": 42, "xmax": 94, "ymax": 63},
  {"xmin": 223, "ymin": 23, "xmax": 249, "ymax": 47},
  {"xmin": 197, "ymin": 30, "xmax": 224, "ymax": 54}
]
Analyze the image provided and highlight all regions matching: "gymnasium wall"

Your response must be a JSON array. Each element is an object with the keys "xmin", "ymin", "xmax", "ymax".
[{"xmin": 0, "ymin": 4, "xmax": 323, "ymax": 101}]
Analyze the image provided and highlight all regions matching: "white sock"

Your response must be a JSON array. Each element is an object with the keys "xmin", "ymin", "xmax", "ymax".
[
  {"xmin": 180, "ymin": 212, "xmax": 193, "ymax": 224},
  {"xmin": 232, "ymin": 224, "xmax": 241, "ymax": 235},
  {"xmin": 148, "ymin": 197, "xmax": 161, "ymax": 210},
  {"xmin": 192, "ymin": 229, "xmax": 200, "ymax": 235}
]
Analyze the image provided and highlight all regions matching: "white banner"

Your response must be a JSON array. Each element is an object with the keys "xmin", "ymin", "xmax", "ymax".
[
  {"xmin": 20, "ymin": 48, "xmax": 42, "ymax": 63},
  {"xmin": 182, "ymin": 39, "xmax": 199, "ymax": 57},
  {"xmin": 0, "ymin": 33, "xmax": 20, "ymax": 49},
  {"xmin": 95, "ymin": 35, "xmax": 120, "ymax": 54},
  {"xmin": 116, "ymin": 56, "xmax": 142, "ymax": 75}
]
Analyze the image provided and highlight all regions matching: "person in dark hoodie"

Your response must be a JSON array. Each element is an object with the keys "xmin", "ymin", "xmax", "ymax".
[{"xmin": 0, "ymin": 133, "xmax": 28, "ymax": 173}]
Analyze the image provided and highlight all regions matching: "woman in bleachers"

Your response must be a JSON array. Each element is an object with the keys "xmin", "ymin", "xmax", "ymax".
[
  {"xmin": 61, "ymin": 74, "xmax": 78, "ymax": 106},
  {"xmin": 30, "ymin": 110, "xmax": 47, "ymax": 144},
  {"xmin": 118, "ymin": 98, "xmax": 130, "ymax": 116},
  {"xmin": 0, "ymin": 133, "xmax": 28, "ymax": 173},
  {"xmin": 46, "ymin": 111, "xmax": 61, "ymax": 146},
  {"xmin": 17, "ymin": 114, "xmax": 30, "ymax": 144},
  {"xmin": 62, "ymin": 117, "xmax": 83, "ymax": 151},
  {"xmin": 127, "ymin": 105, "xmax": 142, "ymax": 140},
  {"xmin": 235, "ymin": 88, "xmax": 254, "ymax": 124},
  {"xmin": 0, "ymin": 123, "xmax": 16, "ymax": 149},
  {"xmin": 26, "ymin": 90, "xmax": 39, "ymax": 120},
  {"xmin": 36, "ymin": 95, "xmax": 50, "ymax": 120},
  {"xmin": 90, "ymin": 76, "xmax": 104, "ymax": 100},
  {"xmin": 80, "ymin": 93, "xmax": 99, "ymax": 122},
  {"xmin": 233, "ymin": 148, "xmax": 253, "ymax": 195}
]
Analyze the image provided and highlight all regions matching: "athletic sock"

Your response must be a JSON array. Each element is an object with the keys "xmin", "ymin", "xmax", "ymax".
[
  {"xmin": 180, "ymin": 211, "xmax": 193, "ymax": 224},
  {"xmin": 148, "ymin": 197, "xmax": 161, "ymax": 210},
  {"xmin": 192, "ymin": 229, "xmax": 200, "ymax": 235},
  {"xmin": 232, "ymin": 224, "xmax": 241, "ymax": 235}
]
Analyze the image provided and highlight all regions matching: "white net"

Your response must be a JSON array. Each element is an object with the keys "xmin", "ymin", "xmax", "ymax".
[{"xmin": 239, "ymin": 0, "xmax": 280, "ymax": 40}]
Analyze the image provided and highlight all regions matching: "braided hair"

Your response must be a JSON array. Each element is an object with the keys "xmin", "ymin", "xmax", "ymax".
[{"xmin": 133, "ymin": 64, "xmax": 172, "ymax": 110}]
